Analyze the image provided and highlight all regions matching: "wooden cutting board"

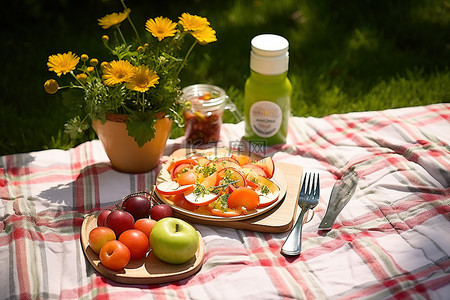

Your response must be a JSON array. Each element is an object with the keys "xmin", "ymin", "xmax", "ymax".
[
  {"xmin": 164, "ymin": 151, "xmax": 303, "ymax": 232},
  {"xmin": 81, "ymin": 215, "xmax": 205, "ymax": 284}
]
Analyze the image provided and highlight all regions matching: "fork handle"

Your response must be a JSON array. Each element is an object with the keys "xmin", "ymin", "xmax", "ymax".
[{"xmin": 281, "ymin": 207, "xmax": 308, "ymax": 256}]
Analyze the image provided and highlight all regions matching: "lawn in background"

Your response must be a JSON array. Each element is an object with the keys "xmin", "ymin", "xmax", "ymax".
[{"xmin": 1, "ymin": 0, "xmax": 449, "ymax": 155}]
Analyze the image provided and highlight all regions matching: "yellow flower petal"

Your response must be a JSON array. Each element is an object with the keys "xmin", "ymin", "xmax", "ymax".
[
  {"xmin": 102, "ymin": 60, "xmax": 135, "ymax": 86},
  {"xmin": 126, "ymin": 66, "xmax": 159, "ymax": 92},
  {"xmin": 145, "ymin": 16, "xmax": 178, "ymax": 41},
  {"xmin": 191, "ymin": 26, "xmax": 217, "ymax": 44},
  {"xmin": 98, "ymin": 9, "xmax": 131, "ymax": 29},
  {"xmin": 47, "ymin": 51, "xmax": 80, "ymax": 77},
  {"xmin": 179, "ymin": 13, "xmax": 210, "ymax": 32}
]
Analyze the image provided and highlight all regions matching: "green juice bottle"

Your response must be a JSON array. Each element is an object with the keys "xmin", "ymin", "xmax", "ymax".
[{"xmin": 244, "ymin": 34, "xmax": 292, "ymax": 145}]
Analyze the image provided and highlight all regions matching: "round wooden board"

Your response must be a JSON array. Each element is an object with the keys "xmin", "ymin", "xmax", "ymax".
[
  {"xmin": 80, "ymin": 215, "xmax": 205, "ymax": 284},
  {"xmin": 155, "ymin": 148, "xmax": 287, "ymax": 222}
]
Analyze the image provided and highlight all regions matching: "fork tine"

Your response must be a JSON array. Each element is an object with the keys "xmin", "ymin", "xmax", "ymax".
[
  {"xmin": 300, "ymin": 172, "xmax": 307, "ymax": 195},
  {"xmin": 313, "ymin": 173, "xmax": 320, "ymax": 200}
]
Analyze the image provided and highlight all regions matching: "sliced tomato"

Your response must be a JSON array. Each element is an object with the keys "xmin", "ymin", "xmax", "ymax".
[
  {"xmin": 202, "ymin": 171, "xmax": 219, "ymax": 188},
  {"xmin": 176, "ymin": 170, "xmax": 196, "ymax": 185},
  {"xmin": 232, "ymin": 154, "xmax": 253, "ymax": 166},
  {"xmin": 227, "ymin": 187, "xmax": 259, "ymax": 210},
  {"xmin": 167, "ymin": 159, "xmax": 198, "ymax": 178},
  {"xmin": 245, "ymin": 179, "xmax": 259, "ymax": 189}
]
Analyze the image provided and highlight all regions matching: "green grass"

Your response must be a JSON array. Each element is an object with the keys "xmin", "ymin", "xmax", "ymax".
[{"xmin": 1, "ymin": 0, "xmax": 449, "ymax": 155}]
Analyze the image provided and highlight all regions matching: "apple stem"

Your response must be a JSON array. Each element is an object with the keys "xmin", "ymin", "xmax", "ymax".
[{"xmin": 175, "ymin": 223, "xmax": 180, "ymax": 233}]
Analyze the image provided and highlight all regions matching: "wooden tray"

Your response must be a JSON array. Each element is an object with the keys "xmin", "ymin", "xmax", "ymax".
[
  {"xmin": 80, "ymin": 215, "xmax": 205, "ymax": 284},
  {"xmin": 161, "ymin": 149, "xmax": 303, "ymax": 232}
]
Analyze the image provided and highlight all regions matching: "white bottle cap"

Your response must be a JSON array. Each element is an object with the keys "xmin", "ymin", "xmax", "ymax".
[{"xmin": 250, "ymin": 34, "xmax": 289, "ymax": 75}]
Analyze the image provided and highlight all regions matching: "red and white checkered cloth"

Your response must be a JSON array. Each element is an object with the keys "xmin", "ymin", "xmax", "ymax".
[{"xmin": 1, "ymin": 104, "xmax": 449, "ymax": 299}]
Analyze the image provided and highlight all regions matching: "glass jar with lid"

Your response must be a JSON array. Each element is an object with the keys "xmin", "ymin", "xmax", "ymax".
[{"xmin": 181, "ymin": 84, "xmax": 242, "ymax": 144}]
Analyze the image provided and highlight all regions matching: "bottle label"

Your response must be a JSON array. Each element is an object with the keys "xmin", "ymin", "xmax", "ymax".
[{"xmin": 249, "ymin": 101, "xmax": 282, "ymax": 138}]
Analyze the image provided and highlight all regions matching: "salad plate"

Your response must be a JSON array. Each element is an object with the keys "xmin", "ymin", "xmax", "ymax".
[{"xmin": 154, "ymin": 148, "xmax": 287, "ymax": 222}]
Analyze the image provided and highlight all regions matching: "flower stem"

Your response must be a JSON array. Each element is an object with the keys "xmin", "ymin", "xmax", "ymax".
[
  {"xmin": 70, "ymin": 71, "xmax": 85, "ymax": 87},
  {"xmin": 176, "ymin": 40, "xmax": 198, "ymax": 77},
  {"xmin": 116, "ymin": 27, "xmax": 127, "ymax": 45},
  {"xmin": 119, "ymin": 0, "xmax": 141, "ymax": 43}
]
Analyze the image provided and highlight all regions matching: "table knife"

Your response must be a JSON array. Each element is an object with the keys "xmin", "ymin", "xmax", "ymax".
[{"xmin": 318, "ymin": 169, "xmax": 358, "ymax": 230}]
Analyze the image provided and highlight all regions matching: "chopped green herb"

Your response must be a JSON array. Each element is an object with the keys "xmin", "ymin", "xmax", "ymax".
[
  {"xmin": 193, "ymin": 184, "xmax": 209, "ymax": 197},
  {"xmin": 260, "ymin": 184, "xmax": 270, "ymax": 195}
]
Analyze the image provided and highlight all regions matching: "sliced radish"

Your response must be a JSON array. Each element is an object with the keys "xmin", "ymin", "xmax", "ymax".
[
  {"xmin": 257, "ymin": 190, "xmax": 280, "ymax": 207},
  {"xmin": 241, "ymin": 164, "xmax": 266, "ymax": 177},
  {"xmin": 185, "ymin": 191, "xmax": 219, "ymax": 206},
  {"xmin": 255, "ymin": 175, "xmax": 281, "ymax": 207},
  {"xmin": 252, "ymin": 157, "xmax": 275, "ymax": 178},
  {"xmin": 156, "ymin": 181, "xmax": 194, "ymax": 195}
]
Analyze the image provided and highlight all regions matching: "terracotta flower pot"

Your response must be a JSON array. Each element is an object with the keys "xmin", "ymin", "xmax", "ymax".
[{"xmin": 92, "ymin": 114, "xmax": 173, "ymax": 173}]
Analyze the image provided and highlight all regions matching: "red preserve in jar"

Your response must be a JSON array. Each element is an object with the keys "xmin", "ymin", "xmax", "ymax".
[{"xmin": 182, "ymin": 84, "xmax": 227, "ymax": 144}]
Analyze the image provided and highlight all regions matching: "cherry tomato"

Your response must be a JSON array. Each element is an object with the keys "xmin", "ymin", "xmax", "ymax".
[
  {"xmin": 99, "ymin": 240, "xmax": 130, "ymax": 271},
  {"xmin": 227, "ymin": 187, "xmax": 260, "ymax": 210},
  {"xmin": 88, "ymin": 226, "xmax": 116, "ymax": 254},
  {"xmin": 118, "ymin": 229, "xmax": 149, "ymax": 260},
  {"xmin": 176, "ymin": 170, "xmax": 196, "ymax": 185},
  {"xmin": 134, "ymin": 218, "xmax": 157, "ymax": 238}
]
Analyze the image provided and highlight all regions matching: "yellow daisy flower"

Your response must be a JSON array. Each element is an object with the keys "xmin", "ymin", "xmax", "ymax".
[
  {"xmin": 192, "ymin": 26, "xmax": 217, "ymax": 44},
  {"xmin": 126, "ymin": 66, "xmax": 159, "ymax": 92},
  {"xmin": 145, "ymin": 17, "xmax": 178, "ymax": 41},
  {"xmin": 178, "ymin": 13, "xmax": 210, "ymax": 32},
  {"xmin": 44, "ymin": 79, "xmax": 59, "ymax": 94},
  {"xmin": 98, "ymin": 9, "xmax": 131, "ymax": 29},
  {"xmin": 102, "ymin": 60, "xmax": 135, "ymax": 86},
  {"xmin": 47, "ymin": 51, "xmax": 80, "ymax": 77}
]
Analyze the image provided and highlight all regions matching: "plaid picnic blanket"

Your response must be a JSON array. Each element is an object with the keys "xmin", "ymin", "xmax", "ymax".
[{"xmin": 1, "ymin": 103, "xmax": 449, "ymax": 299}]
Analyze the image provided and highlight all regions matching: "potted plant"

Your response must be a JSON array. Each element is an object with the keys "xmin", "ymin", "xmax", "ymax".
[{"xmin": 44, "ymin": 1, "xmax": 216, "ymax": 173}]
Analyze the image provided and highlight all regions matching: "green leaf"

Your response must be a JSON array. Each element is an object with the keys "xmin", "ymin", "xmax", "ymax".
[
  {"xmin": 64, "ymin": 116, "xmax": 89, "ymax": 140},
  {"xmin": 126, "ymin": 111, "xmax": 157, "ymax": 147}
]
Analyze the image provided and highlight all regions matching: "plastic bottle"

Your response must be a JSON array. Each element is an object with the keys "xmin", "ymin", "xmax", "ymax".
[{"xmin": 244, "ymin": 34, "xmax": 292, "ymax": 145}]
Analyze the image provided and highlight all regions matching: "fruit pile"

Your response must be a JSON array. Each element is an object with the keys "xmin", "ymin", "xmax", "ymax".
[
  {"xmin": 156, "ymin": 153, "xmax": 281, "ymax": 217},
  {"xmin": 88, "ymin": 194, "xmax": 199, "ymax": 271}
]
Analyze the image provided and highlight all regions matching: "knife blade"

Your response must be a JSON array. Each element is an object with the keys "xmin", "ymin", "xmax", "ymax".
[{"xmin": 318, "ymin": 169, "xmax": 358, "ymax": 230}]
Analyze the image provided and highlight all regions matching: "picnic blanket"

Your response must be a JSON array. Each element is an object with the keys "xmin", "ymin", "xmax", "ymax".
[{"xmin": 1, "ymin": 103, "xmax": 449, "ymax": 299}]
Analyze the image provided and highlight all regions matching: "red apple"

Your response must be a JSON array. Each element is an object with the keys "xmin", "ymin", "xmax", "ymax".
[
  {"xmin": 97, "ymin": 210, "xmax": 112, "ymax": 227},
  {"xmin": 88, "ymin": 226, "xmax": 116, "ymax": 254},
  {"xmin": 121, "ymin": 195, "xmax": 151, "ymax": 220},
  {"xmin": 105, "ymin": 210, "xmax": 135, "ymax": 237},
  {"xmin": 150, "ymin": 204, "xmax": 174, "ymax": 221}
]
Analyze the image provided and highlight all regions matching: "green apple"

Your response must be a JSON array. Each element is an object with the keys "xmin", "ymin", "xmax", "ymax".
[{"xmin": 150, "ymin": 217, "xmax": 199, "ymax": 264}]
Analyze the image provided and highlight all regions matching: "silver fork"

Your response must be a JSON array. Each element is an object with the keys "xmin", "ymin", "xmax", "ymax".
[{"xmin": 281, "ymin": 172, "xmax": 320, "ymax": 256}]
